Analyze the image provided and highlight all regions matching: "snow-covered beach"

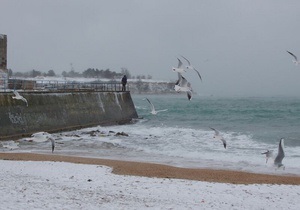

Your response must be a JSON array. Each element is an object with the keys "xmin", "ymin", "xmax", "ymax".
[{"xmin": 1, "ymin": 153, "xmax": 300, "ymax": 210}]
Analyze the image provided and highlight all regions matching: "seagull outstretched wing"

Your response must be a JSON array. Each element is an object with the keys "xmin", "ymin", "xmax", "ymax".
[
  {"xmin": 287, "ymin": 51, "xmax": 298, "ymax": 61},
  {"xmin": 180, "ymin": 55, "xmax": 202, "ymax": 81}
]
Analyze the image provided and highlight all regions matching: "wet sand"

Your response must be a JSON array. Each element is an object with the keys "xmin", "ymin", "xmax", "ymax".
[{"xmin": 1, "ymin": 152, "xmax": 300, "ymax": 185}]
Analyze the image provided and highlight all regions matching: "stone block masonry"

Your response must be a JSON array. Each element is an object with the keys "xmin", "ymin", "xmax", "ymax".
[
  {"xmin": 0, "ymin": 34, "xmax": 7, "ymax": 70},
  {"xmin": 0, "ymin": 91, "xmax": 138, "ymax": 140}
]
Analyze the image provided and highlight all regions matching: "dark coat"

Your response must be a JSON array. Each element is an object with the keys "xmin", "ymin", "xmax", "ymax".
[{"xmin": 121, "ymin": 75, "xmax": 127, "ymax": 85}]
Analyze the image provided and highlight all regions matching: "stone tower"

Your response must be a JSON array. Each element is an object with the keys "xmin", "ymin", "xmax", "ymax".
[
  {"xmin": 0, "ymin": 34, "xmax": 8, "ymax": 88},
  {"xmin": 0, "ymin": 34, "xmax": 7, "ymax": 71}
]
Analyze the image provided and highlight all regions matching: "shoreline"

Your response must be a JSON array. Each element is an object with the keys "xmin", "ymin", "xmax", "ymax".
[{"xmin": 1, "ymin": 152, "xmax": 300, "ymax": 185}]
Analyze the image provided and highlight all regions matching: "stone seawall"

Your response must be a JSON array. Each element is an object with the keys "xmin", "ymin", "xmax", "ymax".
[{"xmin": 0, "ymin": 91, "xmax": 138, "ymax": 140}]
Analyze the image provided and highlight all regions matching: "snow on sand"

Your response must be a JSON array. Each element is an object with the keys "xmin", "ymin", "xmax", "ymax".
[{"xmin": 1, "ymin": 160, "xmax": 299, "ymax": 210}]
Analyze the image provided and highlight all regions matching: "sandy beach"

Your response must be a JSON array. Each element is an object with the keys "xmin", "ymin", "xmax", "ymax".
[{"xmin": 1, "ymin": 152, "xmax": 300, "ymax": 185}]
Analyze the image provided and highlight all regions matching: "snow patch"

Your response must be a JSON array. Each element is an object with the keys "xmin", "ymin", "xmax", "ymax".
[{"xmin": 0, "ymin": 160, "xmax": 299, "ymax": 209}]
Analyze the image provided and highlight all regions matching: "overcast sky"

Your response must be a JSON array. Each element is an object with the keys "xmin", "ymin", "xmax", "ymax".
[{"xmin": 1, "ymin": 0, "xmax": 300, "ymax": 97}]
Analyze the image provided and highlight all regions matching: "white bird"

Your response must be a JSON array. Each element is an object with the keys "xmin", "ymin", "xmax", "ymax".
[
  {"xmin": 143, "ymin": 98, "xmax": 168, "ymax": 115},
  {"xmin": 287, "ymin": 51, "xmax": 300, "ymax": 66},
  {"xmin": 261, "ymin": 138, "xmax": 285, "ymax": 169},
  {"xmin": 180, "ymin": 55, "xmax": 202, "ymax": 81},
  {"xmin": 261, "ymin": 150, "xmax": 274, "ymax": 163},
  {"xmin": 174, "ymin": 73, "xmax": 193, "ymax": 100},
  {"xmin": 209, "ymin": 127, "xmax": 227, "ymax": 149},
  {"xmin": 172, "ymin": 58, "xmax": 187, "ymax": 74},
  {"xmin": 12, "ymin": 90, "xmax": 28, "ymax": 106},
  {"xmin": 30, "ymin": 132, "xmax": 51, "ymax": 142},
  {"xmin": 26, "ymin": 132, "xmax": 55, "ymax": 153}
]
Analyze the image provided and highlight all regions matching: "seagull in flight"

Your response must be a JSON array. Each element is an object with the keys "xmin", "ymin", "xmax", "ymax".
[
  {"xmin": 287, "ymin": 51, "xmax": 300, "ymax": 66},
  {"xmin": 262, "ymin": 138, "xmax": 285, "ymax": 169},
  {"xmin": 172, "ymin": 58, "xmax": 187, "ymax": 74},
  {"xmin": 143, "ymin": 98, "xmax": 168, "ymax": 115},
  {"xmin": 12, "ymin": 90, "xmax": 28, "ymax": 106},
  {"xmin": 174, "ymin": 73, "xmax": 193, "ymax": 100},
  {"xmin": 25, "ymin": 132, "xmax": 56, "ymax": 153},
  {"xmin": 180, "ymin": 55, "xmax": 202, "ymax": 81},
  {"xmin": 261, "ymin": 150, "xmax": 274, "ymax": 163},
  {"xmin": 209, "ymin": 127, "xmax": 227, "ymax": 149}
]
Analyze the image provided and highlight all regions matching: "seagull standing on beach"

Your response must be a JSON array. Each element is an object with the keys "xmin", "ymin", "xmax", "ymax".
[
  {"xmin": 209, "ymin": 127, "xmax": 227, "ymax": 149},
  {"xmin": 287, "ymin": 51, "xmax": 300, "ymax": 66},
  {"xmin": 143, "ymin": 98, "xmax": 168, "ymax": 115},
  {"xmin": 172, "ymin": 58, "xmax": 187, "ymax": 74},
  {"xmin": 46, "ymin": 136, "xmax": 55, "ymax": 153},
  {"xmin": 12, "ymin": 90, "xmax": 28, "ymax": 106},
  {"xmin": 180, "ymin": 55, "xmax": 202, "ymax": 81},
  {"xmin": 174, "ymin": 73, "xmax": 193, "ymax": 100}
]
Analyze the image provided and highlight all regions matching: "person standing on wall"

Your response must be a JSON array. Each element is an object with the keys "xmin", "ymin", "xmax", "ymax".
[{"xmin": 121, "ymin": 75, "xmax": 127, "ymax": 91}]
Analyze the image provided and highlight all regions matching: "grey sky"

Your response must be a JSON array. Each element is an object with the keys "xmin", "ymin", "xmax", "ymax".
[{"xmin": 1, "ymin": 0, "xmax": 300, "ymax": 97}]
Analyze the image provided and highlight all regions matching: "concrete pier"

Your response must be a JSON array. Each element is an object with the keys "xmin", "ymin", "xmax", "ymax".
[{"xmin": 0, "ymin": 91, "xmax": 138, "ymax": 140}]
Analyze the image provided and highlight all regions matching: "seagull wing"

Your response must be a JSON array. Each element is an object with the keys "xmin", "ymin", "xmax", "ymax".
[
  {"xmin": 187, "ymin": 82, "xmax": 192, "ymax": 90},
  {"xmin": 287, "ymin": 51, "xmax": 298, "ymax": 61},
  {"xmin": 176, "ymin": 73, "xmax": 190, "ymax": 88},
  {"xmin": 180, "ymin": 75, "xmax": 189, "ymax": 87},
  {"xmin": 261, "ymin": 150, "xmax": 273, "ymax": 156},
  {"xmin": 156, "ymin": 109, "xmax": 168, "ymax": 113},
  {"xmin": 175, "ymin": 73, "xmax": 182, "ymax": 85},
  {"xmin": 220, "ymin": 138, "xmax": 227, "ymax": 149},
  {"xmin": 145, "ymin": 98, "xmax": 155, "ymax": 113},
  {"xmin": 21, "ymin": 98, "xmax": 28, "ymax": 106},
  {"xmin": 193, "ymin": 68, "xmax": 202, "ymax": 81},
  {"xmin": 210, "ymin": 127, "xmax": 220, "ymax": 136},
  {"xmin": 177, "ymin": 58, "xmax": 184, "ymax": 68},
  {"xmin": 180, "ymin": 55, "xmax": 191, "ymax": 66},
  {"xmin": 181, "ymin": 55, "xmax": 202, "ymax": 81},
  {"xmin": 187, "ymin": 91, "xmax": 192, "ymax": 100},
  {"xmin": 13, "ymin": 90, "xmax": 21, "ymax": 97},
  {"xmin": 274, "ymin": 138, "xmax": 285, "ymax": 165}
]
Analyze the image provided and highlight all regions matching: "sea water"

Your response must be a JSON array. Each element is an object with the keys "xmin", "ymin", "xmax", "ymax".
[{"xmin": 3, "ymin": 94, "xmax": 300, "ymax": 175}]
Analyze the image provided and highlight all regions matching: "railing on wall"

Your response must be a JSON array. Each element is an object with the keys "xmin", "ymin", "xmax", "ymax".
[{"xmin": 0, "ymin": 79, "xmax": 128, "ymax": 92}]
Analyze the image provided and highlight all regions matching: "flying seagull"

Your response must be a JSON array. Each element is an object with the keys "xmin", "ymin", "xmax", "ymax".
[
  {"xmin": 28, "ymin": 132, "xmax": 55, "ymax": 153},
  {"xmin": 209, "ymin": 127, "xmax": 227, "ymax": 149},
  {"xmin": 261, "ymin": 150, "xmax": 274, "ymax": 163},
  {"xmin": 180, "ymin": 55, "xmax": 202, "ymax": 81},
  {"xmin": 143, "ymin": 98, "xmax": 168, "ymax": 115},
  {"xmin": 174, "ymin": 73, "xmax": 193, "ymax": 100},
  {"xmin": 262, "ymin": 138, "xmax": 285, "ymax": 169},
  {"xmin": 287, "ymin": 51, "xmax": 300, "ymax": 66},
  {"xmin": 172, "ymin": 58, "xmax": 187, "ymax": 74},
  {"xmin": 12, "ymin": 90, "xmax": 28, "ymax": 106}
]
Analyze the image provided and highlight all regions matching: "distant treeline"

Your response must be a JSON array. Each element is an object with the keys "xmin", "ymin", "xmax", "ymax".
[
  {"xmin": 9, "ymin": 67, "xmax": 152, "ymax": 80},
  {"xmin": 66, "ymin": 68, "xmax": 123, "ymax": 78}
]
